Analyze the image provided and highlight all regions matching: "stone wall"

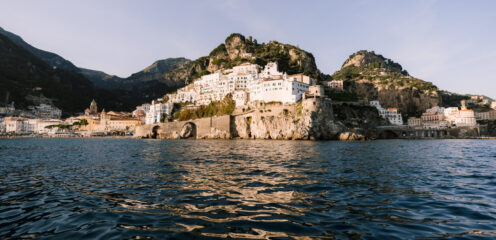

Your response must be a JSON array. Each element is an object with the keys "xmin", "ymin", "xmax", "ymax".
[{"xmin": 134, "ymin": 115, "xmax": 231, "ymax": 139}]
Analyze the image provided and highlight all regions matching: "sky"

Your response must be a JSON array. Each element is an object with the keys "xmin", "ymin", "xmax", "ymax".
[{"xmin": 0, "ymin": 0, "xmax": 495, "ymax": 98}]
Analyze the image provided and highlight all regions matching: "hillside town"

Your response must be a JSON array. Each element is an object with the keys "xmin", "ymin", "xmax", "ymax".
[{"xmin": 1, "ymin": 62, "xmax": 496, "ymax": 138}]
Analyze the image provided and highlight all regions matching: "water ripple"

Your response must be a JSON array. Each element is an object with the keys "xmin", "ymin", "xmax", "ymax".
[{"xmin": 0, "ymin": 138, "xmax": 495, "ymax": 239}]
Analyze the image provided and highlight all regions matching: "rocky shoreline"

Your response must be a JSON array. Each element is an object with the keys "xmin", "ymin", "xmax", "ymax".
[{"xmin": 134, "ymin": 97, "xmax": 486, "ymax": 141}]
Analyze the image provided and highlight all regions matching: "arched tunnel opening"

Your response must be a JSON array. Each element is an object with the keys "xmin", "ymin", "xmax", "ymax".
[
  {"xmin": 151, "ymin": 126, "xmax": 160, "ymax": 139},
  {"xmin": 378, "ymin": 130, "xmax": 400, "ymax": 139},
  {"xmin": 180, "ymin": 122, "xmax": 197, "ymax": 139}
]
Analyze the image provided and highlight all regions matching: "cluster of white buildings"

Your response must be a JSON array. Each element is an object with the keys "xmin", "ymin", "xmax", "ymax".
[
  {"xmin": 134, "ymin": 62, "xmax": 316, "ymax": 124},
  {"xmin": 468, "ymin": 95, "xmax": 491, "ymax": 105},
  {"xmin": 132, "ymin": 101, "xmax": 174, "ymax": 125},
  {"xmin": 0, "ymin": 103, "xmax": 61, "ymax": 119},
  {"xmin": 28, "ymin": 104, "xmax": 62, "ymax": 119},
  {"xmin": 370, "ymin": 98, "xmax": 496, "ymax": 129},
  {"xmin": 370, "ymin": 101, "xmax": 404, "ymax": 125},
  {"xmin": 0, "ymin": 102, "xmax": 64, "ymax": 135},
  {"xmin": 1, "ymin": 117, "xmax": 63, "ymax": 135},
  {"xmin": 408, "ymin": 100, "xmax": 479, "ymax": 128},
  {"xmin": 168, "ymin": 62, "xmax": 314, "ymax": 107}
]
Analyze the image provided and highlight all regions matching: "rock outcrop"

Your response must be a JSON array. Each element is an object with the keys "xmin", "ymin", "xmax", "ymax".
[
  {"xmin": 332, "ymin": 50, "xmax": 440, "ymax": 117},
  {"xmin": 339, "ymin": 132, "xmax": 366, "ymax": 141},
  {"xmin": 232, "ymin": 99, "xmax": 346, "ymax": 140},
  {"xmin": 349, "ymin": 81, "xmax": 439, "ymax": 118},
  {"xmin": 164, "ymin": 33, "xmax": 330, "ymax": 87}
]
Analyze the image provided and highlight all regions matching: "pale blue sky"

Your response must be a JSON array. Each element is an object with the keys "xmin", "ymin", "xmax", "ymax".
[{"xmin": 0, "ymin": 0, "xmax": 495, "ymax": 98}]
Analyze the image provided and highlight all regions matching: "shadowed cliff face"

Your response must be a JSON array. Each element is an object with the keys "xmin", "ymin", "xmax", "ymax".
[{"xmin": 349, "ymin": 81, "xmax": 439, "ymax": 118}]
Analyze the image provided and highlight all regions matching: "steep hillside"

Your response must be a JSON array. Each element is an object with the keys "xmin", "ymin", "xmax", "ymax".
[
  {"xmin": 0, "ymin": 27, "xmax": 191, "ymax": 109},
  {"xmin": 0, "ymin": 27, "xmax": 79, "ymax": 71},
  {"xmin": 0, "ymin": 33, "xmax": 92, "ymax": 114},
  {"xmin": 80, "ymin": 58, "xmax": 191, "ymax": 90},
  {"xmin": 127, "ymin": 58, "xmax": 191, "ymax": 83},
  {"xmin": 0, "ymin": 33, "xmax": 135, "ymax": 115},
  {"xmin": 0, "ymin": 27, "xmax": 124, "ymax": 88},
  {"xmin": 78, "ymin": 68, "xmax": 123, "ymax": 89},
  {"xmin": 332, "ymin": 50, "xmax": 439, "ymax": 117},
  {"xmin": 162, "ymin": 33, "xmax": 330, "ymax": 87}
]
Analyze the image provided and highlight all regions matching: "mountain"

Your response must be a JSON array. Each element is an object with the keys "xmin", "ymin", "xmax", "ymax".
[
  {"xmin": 0, "ymin": 27, "xmax": 121, "ymax": 87},
  {"xmin": 160, "ymin": 33, "xmax": 330, "ymax": 88},
  {"xmin": 0, "ymin": 32, "xmax": 131, "ymax": 115},
  {"xmin": 332, "ymin": 50, "xmax": 440, "ymax": 117},
  {"xmin": 127, "ymin": 58, "xmax": 191, "ymax": 83},
  {"xmin": 0, "ymin": 27, "xmax": 192, "ymax": 111},
  {"xmin": 77, "ymin": 68, "xmax": 123, "ymax": 88},
  {"xmin": 0, "ymin": 27, "xmax": 484, "ymax": 118},
  {"xmin": 0, "ymin": 27, "xmax": 79, "ymax": 72}
]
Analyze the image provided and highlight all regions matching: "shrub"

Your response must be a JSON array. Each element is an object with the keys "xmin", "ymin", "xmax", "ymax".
[
  {"xmin": 175, "ymin": 94, "xmax": 236, "ymax": 121},
  {"xmin": 212, "ymin": 58, "xmax": 227, "ymax": 65}
]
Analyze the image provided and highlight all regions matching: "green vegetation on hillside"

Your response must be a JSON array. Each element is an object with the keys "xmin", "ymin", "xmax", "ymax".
[
  {"xmin": 326, "ymin": 89, "xmax": 359, "ymax": 101},
  {"xmin": 173, "ymin": 94, "xmax": 235, "ymax": 121},
  {"xmin": 332, "ymin": 50, "xmax": 438, "ymax": 92},
  {"xmin": 168, "ymin": 33, "xmax": 327, "ymax": 86}
]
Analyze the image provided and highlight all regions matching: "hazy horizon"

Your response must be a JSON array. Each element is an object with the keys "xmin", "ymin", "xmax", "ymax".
[{"xmin": 0, "ymin": 0, "xmax": 494, "ymax": 98}]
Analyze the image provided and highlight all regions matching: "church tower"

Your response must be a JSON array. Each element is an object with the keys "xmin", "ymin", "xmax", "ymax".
[{"xmin": 89, "ymin": 99, "xmax": 98, "ymax": 114}]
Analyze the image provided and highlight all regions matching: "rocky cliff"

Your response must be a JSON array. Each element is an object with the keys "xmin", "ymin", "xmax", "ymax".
[
  {"xmin": 0, "ymin": 33, "xmax": 117, "ymax": 114},
  {"xmin": 231, "ymin": 99, "xmax": 378, "ymax": 140},
  {"xmin": 333, "ymin": 50, "xmax": 440, "ymax": 117},
  {"xmin": 163, "ymin": 33, "xmax": 330, "ymax": 86},
  {"xmin": 138, "ymin": 97, "xmax": 386, "ymax": 140}
]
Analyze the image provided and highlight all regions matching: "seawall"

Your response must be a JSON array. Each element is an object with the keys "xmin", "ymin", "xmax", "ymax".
[{"xmin": 135, "ymin": 115, "xmax": 231, "ymax": 139}]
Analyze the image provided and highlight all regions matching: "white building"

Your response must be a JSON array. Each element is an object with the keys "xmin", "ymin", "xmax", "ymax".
[
  {"xmin": 443, "ymin": 107, "xmax": 459, "ymax": 119},
  {"xmin": 444, "ymin": 101, "xmax": 477, "ymax": 127},
  {"xmin": 370, "ymin": 101, "xmax": 404, "ymax": 125},
  {"xmin": 323, "ymin": 80, "xmax": 344, "ymax": 90},
  {"xmin": 4, "ymin": 117, "xmax": 24, "ymax": 133},
  {"xmin": 36, "ymin": 119, "xmax": 63, "ymax": 134},
  {"xmin": 0, "ymin": 118, "xmax": 5, "ymax": 133},
  {"xmin": 33, "ymin": 104, "xmax": 62, "ymax": 119},
  {"xmin": 491, "ymin": 101, "xmax": 496, "ymax": 110},
  {"xmin": 233, "ymin": 90, "xmax": 248, "ymax": 107},
  {"xmin": 4, "ymin": 117, "xmax": 63, "ymax": 134},
  {"xmin": 164, "ymin": 62, "xmax": 313, "ymax": 108},
  {"xmin": 261, "ymin": 62, "xmax": 283, "ymax": 78},
  {"xmin": 249, "ymin": 78, "xmax": 309, "ymax": 104},
  {"xmin": 145, "ymin": 101, "xmax": 173, "ymax": 124},
  {"xmin": 448, "ymin": 110, "xmax": 477, "ymax": 126},
  {"xmin": 132, "ymin": 103, "xmax": 151, "ymax": 120}
]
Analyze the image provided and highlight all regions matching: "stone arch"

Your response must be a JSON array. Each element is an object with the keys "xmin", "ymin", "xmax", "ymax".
[
  {"xmin": 151, "ymin": 125, "xmax": 160, "ymax": 139},
  {"xmin": 378, "ymin": 130, "xmax": 399, "ymax": 139},
  {"xmin": 180, "ymin": 122, "xmax": 197, "ymax": 139}
]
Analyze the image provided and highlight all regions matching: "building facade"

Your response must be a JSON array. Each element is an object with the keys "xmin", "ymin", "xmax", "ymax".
[
  {"xmin": 323, "ymin": 80, "xmax": 344, "ymax": 90},
  {"xmin": 80, "ymin": 110, "xmax": 142, "ymax": 132},
  {"xmin": 33, "ymin": 104, "xmax": 62, "ymax": 119},
  {"xmin": 475, "ymin": 110, "xmax": 496, "ymax": 121},
  {"xmin": 164, "ymin": 62, "xmax": 312, "ymax": 108},
  {"xmin": 407, "ymin": 117, "xmax": 422, "ymax": 127},
  {"xmin": 370, "ymin": 101, "xmax": 404, "ymax": 125},
  {"xmin": 145, "ymin": 101, "xmax": 173, "ymax": 124}
]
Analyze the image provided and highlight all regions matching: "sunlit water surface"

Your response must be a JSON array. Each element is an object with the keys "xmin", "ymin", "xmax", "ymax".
[{"xmin": 0, "ymin": 139, "xmax": 495, "ymax": 239}]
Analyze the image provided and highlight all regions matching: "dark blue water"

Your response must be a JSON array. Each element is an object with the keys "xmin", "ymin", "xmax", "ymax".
[{"xmin": 0, "ymin": 139, "xmax": 495, "ymax": 239}]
